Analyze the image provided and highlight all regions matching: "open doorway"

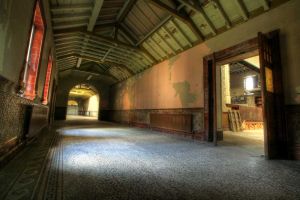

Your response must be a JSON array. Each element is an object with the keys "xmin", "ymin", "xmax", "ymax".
[
  {"xmin": 204, "ymin": 31, "xmax": 288, "ymax": 159},
  {"xmin": 66, "ymin": 84, "xmax": 100, "ymax": 120},
  {"xmin": 217, "ymin": 55, "xmax": 264, "ymax": 155}
]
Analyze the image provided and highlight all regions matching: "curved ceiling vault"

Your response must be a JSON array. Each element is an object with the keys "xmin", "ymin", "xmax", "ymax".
[{"xmin": 50, "ymin": 0, "xmax": 289, "ymax": 84}]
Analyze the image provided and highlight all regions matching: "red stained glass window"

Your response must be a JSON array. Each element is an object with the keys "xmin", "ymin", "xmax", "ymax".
[
  {"xmin": 42, "ymin": 55, "xmax": 53, "ymax": 105},
  {"xmin": 23, "ymin": 2, "xmax": 45, "ymax": 100}
]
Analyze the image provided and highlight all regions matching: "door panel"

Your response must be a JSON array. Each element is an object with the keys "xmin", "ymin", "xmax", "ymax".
[{"xmin": 258, "ymin": 30, "xmax": 287, "ymax": 159}]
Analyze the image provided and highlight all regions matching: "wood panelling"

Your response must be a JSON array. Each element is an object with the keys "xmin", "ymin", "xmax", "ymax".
[
  {"xmin": 150, "ymin": 113, "xmax": 193, "ymax": 133},
  {"xmin": 27, "ymin": 105, "xmax": 48, "ymax": 138},
  {"xmin": 286, "ymin": 105, "xmax": 300, "ymax": 160},
  {"xmin": 239, "ymin": 106, "xmax": 263, "ymax": 122}
]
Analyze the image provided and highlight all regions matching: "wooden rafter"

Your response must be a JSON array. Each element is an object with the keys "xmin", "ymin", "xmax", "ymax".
[
  {"xmin": 234, "ymin": 0, "xmax": 249, "ymax": 21},
  {"xmin": 51, "ymin": 4, "xmax": 92, "ymax": 12},
  {"xmin": 177, "ymin": 0, "xmax": 217, "ymax": 35},
  {"xmin": 87, "ymin": 0, "xmax": 104, "ymax": 31},
  {"xmin": 260, "ymin": 0, "xmax": 270, "ymax": 10},
  {"xmin": 117, "ymin": 0, "xmax": 137, "ymax": 22},
  {"xmin": 148, "ymin": 0, "xmax": 204, "ymax": 41},
  {"xmin": 212, "ymin": 0, "xmax": 232, "ymax": 28},
  {"xmin": 57, "ymin": 53, "xmax": 137, "ymax": 74}
]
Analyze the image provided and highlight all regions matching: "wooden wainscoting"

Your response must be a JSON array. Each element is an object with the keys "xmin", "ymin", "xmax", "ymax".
[
  {"xmin": 286, "ymin": 105, "xmax": 300, "ymax": 160},
  {"xmin": 150, "ymin": 113, "xmax": 193, "ymax": 134}
]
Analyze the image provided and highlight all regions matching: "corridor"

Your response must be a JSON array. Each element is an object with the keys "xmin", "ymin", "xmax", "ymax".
[{"xmin": 1, "ymin": 120, "xmax": 300, "ymax": 200}]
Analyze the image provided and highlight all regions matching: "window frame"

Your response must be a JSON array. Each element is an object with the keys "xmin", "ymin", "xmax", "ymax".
[
  {"xmin": 20, "ymin": 0, "xmax": 47, "ymax": 101},
  {"xmin": 42, "ymin": 51, "xmax": 53, "ymax": 105}
]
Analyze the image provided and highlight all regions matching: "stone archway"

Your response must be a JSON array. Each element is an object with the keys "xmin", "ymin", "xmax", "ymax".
[{"xmin": 66, "ymin": 83, "xmax": 100, "ymax": 120}]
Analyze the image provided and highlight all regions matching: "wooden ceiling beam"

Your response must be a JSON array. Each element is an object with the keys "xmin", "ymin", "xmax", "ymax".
[
  {"xmin": 119, "ymin": 25, "xmax": 137, "ymax": 45},
  {"xmin": 148, "ymin": 0, "xmax": 204, "ymax": 41},
  {"xmin": 57, "ymin": 48, "xmax": 144, "ymax": 68},
  {"xmin": 260, "ymin": 0, "xmax": 270, "ymax": 11},
  {"xmin": 234, "ymin": 0, "xmax": 249, "ymax": 21},
  {"xmin": 177, "ymin": 0, "xmax": 217, "ymax": 35},
  {"xmin": 52, "ymin": 13, "xmax": 90, "ymax": 22},
  {"xmin": 51, "ymin": 4, "xmax": 92, "ymax": 12},
  {"xmin": 117, "ymin": 0, "xmax": 137, "ymax": 22},
  {"xmin": 211, "ymin": 0, "xmax": 232, "ymax": 29},
  {"xmin": 170, "ymin": 19, "xmax": 192, "ymax": 47},
  {"xmin": 56, "ymin": 43, "xmax": 148, "ymax": 66},
  {"xmin": 162, "ymin": 26, "xmax": 183, "ymax": 51},
  {"xmin": 87, "ymin": 0, "xmax": 104, "ymax": 31},
  {"xmin": 57, "ymin": 53, "xmax": 135, "ymax": 75},
  {"xmin": 136, "ymin": 16, "xmax": 172, "ymax": 46},
  {"xmin": 72, "ymin": 69, "xmax": 119, "ymax": 81},
  {"xmin": 54, "ymin": 29, "xmax": 144, "ymax": 53},
  {"xmin": 236, "ymin": 61, "xmax": 260, "ymax": 73}
]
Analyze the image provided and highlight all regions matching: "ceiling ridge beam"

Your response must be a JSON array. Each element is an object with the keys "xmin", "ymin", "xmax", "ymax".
[{"xmin": 117, "ymin": 0, "xmax": 137, "ymax": 22}]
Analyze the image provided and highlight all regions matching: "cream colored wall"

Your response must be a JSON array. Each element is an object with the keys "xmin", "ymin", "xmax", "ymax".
[
  {"xmin": 111, "ymin": 45, "xmax": 205, "ymax": 109},
  {"xmin": 111, "ymin": 0, "xmax": 300, "ymax": 109}
]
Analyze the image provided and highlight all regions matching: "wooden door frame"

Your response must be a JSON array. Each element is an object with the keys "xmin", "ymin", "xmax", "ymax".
[
  {"xmin": 204, "ymin": 32, "xmax": 288, "ymax": 159},
  {"xmin": 203, "ymin": 37, "xmax": 266, "ymax": 149}
]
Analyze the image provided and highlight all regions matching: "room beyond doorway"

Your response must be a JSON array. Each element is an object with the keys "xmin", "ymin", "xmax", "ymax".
[
  {"xmin": 217, "ymin": 55, "xmax": 265, "ymax": 156},
  {"xmin": 66, "ymin": 84, "xmax": 100, "ymax": 120},
  {"xmin": 204, "ymin": 32, "xmax": 287, "ymax": 159}
]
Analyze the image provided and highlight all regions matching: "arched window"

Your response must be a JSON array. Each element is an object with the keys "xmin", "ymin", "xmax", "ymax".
[{"xmin": 21, "ymin": 1, "xmax": 45, "ymax": 100}]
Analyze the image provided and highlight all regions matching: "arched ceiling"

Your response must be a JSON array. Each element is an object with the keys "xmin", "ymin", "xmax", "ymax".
[{"xmin": 51, "ymin": 0, "xmax": 289, "ymax": 84}]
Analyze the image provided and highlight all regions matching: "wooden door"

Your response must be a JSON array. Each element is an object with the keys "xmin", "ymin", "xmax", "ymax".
[
  {"xmin": 258, "ymin": 30, "xmax": 287, "ymax": 159},
  {"xmin": 204, "ymin": 55, "xmax": 217, "ymax": 145}
]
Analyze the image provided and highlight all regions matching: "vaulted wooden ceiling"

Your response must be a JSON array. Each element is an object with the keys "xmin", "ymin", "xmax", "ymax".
[{"xmin": 51, "ymin": 0, "xmax": 288, "ymax": 84}]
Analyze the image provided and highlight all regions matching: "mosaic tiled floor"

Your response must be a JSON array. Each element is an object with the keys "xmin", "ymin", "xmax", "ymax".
[{"xmin": 1, "ymin": 119, "xmax": 300, "ymax": 200}]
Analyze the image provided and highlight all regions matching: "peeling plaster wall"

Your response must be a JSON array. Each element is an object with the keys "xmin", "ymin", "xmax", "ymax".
[
  {"xmin": 111, "ymin": 51, "xmax": 203, "ymax": 110},
  {"xmin": 109, "ymin": 0, "xmax": 300, "ymax": 141}
]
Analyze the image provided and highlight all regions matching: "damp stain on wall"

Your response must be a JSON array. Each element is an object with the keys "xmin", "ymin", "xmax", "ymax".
[
  {"xmin": 173, "ymin": 81, "xmax": 197, "ymax": 107},
  {"xmin": 168, "ymin": 55, "xmax": 180, "ymax": 81}
]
